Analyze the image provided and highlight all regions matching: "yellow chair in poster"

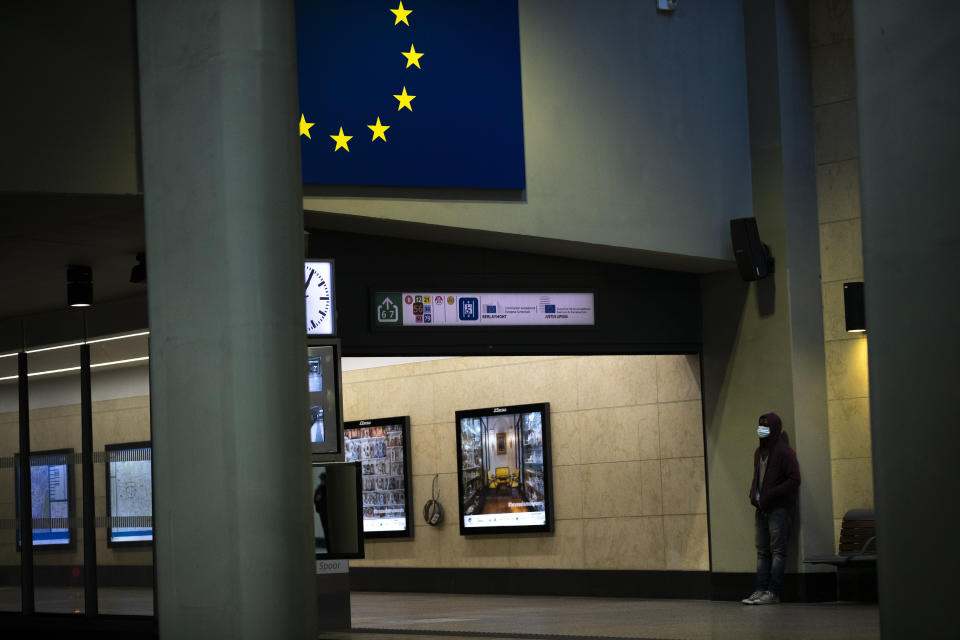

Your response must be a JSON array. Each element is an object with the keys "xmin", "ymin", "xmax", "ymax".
[{"xmin": 494, "ymin": 467, "xmax": 510, "ymax": 492}]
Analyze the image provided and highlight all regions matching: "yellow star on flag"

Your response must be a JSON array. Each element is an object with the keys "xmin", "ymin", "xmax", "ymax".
[
  {"xmin": 330, "ymin": 126, "xmax": 352, "ymax": 152},
  {"xmin": 390, "ymin": 1, "xmax": 412, "ymax": 26},
  {"xmin": 299, "ymin": 114, "xmax": 314, "ymax": 138},
  {"xmin": 401, "ymin": 44, "xmax": 424, "ymax": 69},
  {"xmin": 394, "ymin": 86, "xmax": 416, "ymax": 111},
  {"xmin": 367, "ymin": 117, "xmax": 390, "ymax": 142}
]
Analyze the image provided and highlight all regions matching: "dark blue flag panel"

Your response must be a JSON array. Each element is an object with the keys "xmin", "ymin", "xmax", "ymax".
[{"xmin": 296, "ymin": 0, "xmax": 526, "ymax": 189}]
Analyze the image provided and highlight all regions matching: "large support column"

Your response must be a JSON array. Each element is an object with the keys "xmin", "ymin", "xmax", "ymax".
[
  {"xmin": 702, "ymin": 0, "xmax": 834, "ymax": 600},
  {"xmin": 853, "ymin": 3, "xmax": 960, "ymax": 636},
  {"xmin": 136, "ymin": 2, "xmax": 317, "ymax": 638}
]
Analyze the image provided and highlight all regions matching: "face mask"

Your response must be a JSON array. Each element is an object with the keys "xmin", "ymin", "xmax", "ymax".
[{"xmin": 757, "ymin": 425, "xmax": 771, "ymax": 438}]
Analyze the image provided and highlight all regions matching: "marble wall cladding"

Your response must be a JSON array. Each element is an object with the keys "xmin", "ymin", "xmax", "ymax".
[
  {"xmin": 658, "ymin": 401, "xmax": 704, "ymax": 460},
  {"xmin": 827, "ymin": 397, "xmax": 872, "ymax": 460},
  {"xmin": 552, "ymin": 464, "xmax": 583, "ymax": 520},
  {"xmin": 660, "ymin": 458, "xmax": 708, "ymax": 516},
  {"xmin": 819, "ymin": 218, "xmax": 864, "ymax": 283},
  {"xmin": 655, "ymin": 354, "xmax": 702, "ymax": 403},
  {"xmin": 810, "ymin": 4, "xmax": 874, "ymax": 545},
  {"xmin": 584, "ymin": 516, "xmax": 665, "ymax": 571},
  {"xmin": 825, "ymin": 338, "xmax": 869, "ymax": 401},
  {"xmin": 831, "ymin": 458, "xmax": 875, "ymax": 520},
  {"xmin": 580, "ymin": 461, "xmax": 643, "ymax": 519},
  {"xmin": 814, "ymin": 100, "xmax": 860, "ymax": 165},
  {"xmin": 810, "ymin": 40, "xmax": 856, "ymax": 105},
  {"xmin": 664, "ymin": 514, "xmax": 710, "ymax": 571},
  {"xmin": 579, "ymin": 406, "xmax": 642, "ymax": 465},
  {"xmin": 501, "ymin": 358, "xmax": 579, "ymax": 413},
  {"xmin": 816, "ymin": 159, "xmax": 861, "ymax": 224},
  {"xmin": 341, "ymin": 355, "xmax": 707, "ymax": 572},
  {"xmin": 550, "ymin": 411, "xmax": 582, "ymax": 467},
  {"xmin": 577, "ymin": 356, "xmax": 658, "ymax": 410},
  {"xmin": 640, "ymin": 460, "xmax": 663, "ymax": 516},
  {"xmin": 809, "ymin": 0, "xmax": 854, "ymax": 48},
  {"xmin": 821, "ymin": 281, "xmax": 851, "ymax": 342}
]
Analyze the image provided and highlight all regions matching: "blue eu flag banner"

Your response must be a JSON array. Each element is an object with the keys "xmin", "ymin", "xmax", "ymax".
[{"xmin": 296, "ymin": 1, "xmax": 526, "ymax": 189}]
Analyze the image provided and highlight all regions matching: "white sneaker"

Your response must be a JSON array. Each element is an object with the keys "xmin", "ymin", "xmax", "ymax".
[
  {"xmin": 741, "ymin": 590, "xmax": 764, "ymax": 604},
  {"xmin": 752, "ymin": 591, "xmax": 780, "ymax": 605}
]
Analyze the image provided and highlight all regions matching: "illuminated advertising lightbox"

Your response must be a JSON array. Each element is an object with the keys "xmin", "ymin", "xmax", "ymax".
[
  {"xmin": 105, "ymin": 442, "xmax": 153, "ymax": 546},
  {"xmin": 455, "ymin": 403, "xmax": 553, "ymax": 535},
  {"xmin": 312, "ymin": 461, "xmax": 364, "ymax": 559},
  {"xmin": 344, "ymin": 416, "xmax": 413, "ymax": 538},
  {"xmin": 308, "ymin": 342, "xmax": 343, "ymax": 454},
  {"xmin": 15, "ymin": 449, "xmax": 73, "ymax": 550}
]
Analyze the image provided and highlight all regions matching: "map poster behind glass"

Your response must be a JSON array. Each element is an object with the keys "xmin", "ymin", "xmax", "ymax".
[
  {"xmin": 15, "ymin": 449, "xmax": 73, "ymax": 549},
  {"xmin": 105, "ymin": 442, "xmax": 153, "ymax": 546}
]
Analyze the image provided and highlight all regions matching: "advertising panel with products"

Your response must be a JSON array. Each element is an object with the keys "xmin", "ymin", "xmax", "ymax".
[
  {"xmin": 15, "ymin": 449, "xmax": 73, "ymax": 550},
  {"xmin": 455, "ymin": 403, "xmax": 553, "ymax": 534},
  {"xmin": 105, "ymin": 442, "xmax": 153, "ymax": 546},
  {"xmin": 344, "ymin": 416, "xmax": 413, "ymax": 538},
  {"xmin": 312, "ymin": 461, "xmax": 365, "ymax": 559},
  {"xmin": 308, "ymin": 342, "xmax": 343, "ymax": 454}
]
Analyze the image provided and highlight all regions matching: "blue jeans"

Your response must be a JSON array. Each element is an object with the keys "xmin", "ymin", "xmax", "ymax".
[{"xmin": 755, "ymin": 506, "xmax": 792, "ymax": 595}]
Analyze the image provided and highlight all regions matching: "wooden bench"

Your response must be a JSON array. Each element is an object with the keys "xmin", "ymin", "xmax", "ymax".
[{"xmin": 805, "ymin": 509, "xmax": 877, "ymax": 601}]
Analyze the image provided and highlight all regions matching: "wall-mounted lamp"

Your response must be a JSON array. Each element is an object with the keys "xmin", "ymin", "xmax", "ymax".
[
  {"xmin": 67, "ymin": 265, "xmax": 93, "ymax": 308},
  {"xmin": 843, "ymin": 282, "xmax": 865, "ymax": 333}
]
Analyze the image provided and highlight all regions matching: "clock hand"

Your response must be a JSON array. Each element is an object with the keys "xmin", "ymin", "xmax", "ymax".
[{"xmin": 305, "ymin": 271, "xmax": 314, "ymax": 290}]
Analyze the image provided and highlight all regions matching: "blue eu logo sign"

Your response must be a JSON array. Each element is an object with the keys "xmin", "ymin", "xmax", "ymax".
[
  {"xmin": 459, "ymin": 297, "xmax": 479, "ymax": 321},
  {"xmin": 545, "ymin": 304, "xmax": 556, "ymax": 314}
]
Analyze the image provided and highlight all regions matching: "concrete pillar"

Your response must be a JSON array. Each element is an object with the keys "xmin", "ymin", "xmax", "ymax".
[
  {"xmin": 702, "ymin": 0, "xmax": 834, "ymax": 599},
  {"xmin": 136, "ymin": 1, "xmax": 317, "ymax": 638},
  {"xmin": 853, "ymin": 3, "xmax": 960, "ymax": 636}
]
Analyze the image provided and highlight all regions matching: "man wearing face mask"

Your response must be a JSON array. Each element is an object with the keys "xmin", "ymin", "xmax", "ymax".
[{"xmin": 742, "ymin": 412, "xmax": 800, "ymax": 605}]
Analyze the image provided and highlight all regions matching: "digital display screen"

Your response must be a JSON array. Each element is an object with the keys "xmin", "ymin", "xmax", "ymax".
[
  {"xmin": 344, "ymin": 417, "xmax": 413, "ymax": 537},
  {"xmin": 106, "ymin": 443, "xmax": 153, "ymax": 545},
  {"xmin": 312, "ymin": 462, "xmax": 364, "ymax": 559},
  {"xmin": 15, "ymin": 450, "xmax": 72, "ymax": 549},
  {"xmin": 455, "ymin": 403, "xmax": 553, "ymax": 534},
  {"xmin": 308, "ymin": 343, "xmax": 342, "ymax": 454}
]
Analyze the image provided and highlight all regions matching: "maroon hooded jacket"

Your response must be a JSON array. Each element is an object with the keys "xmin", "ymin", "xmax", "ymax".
[{"xmin": 749, "ymin": 412, "xmax": 801, "ymax": 510}]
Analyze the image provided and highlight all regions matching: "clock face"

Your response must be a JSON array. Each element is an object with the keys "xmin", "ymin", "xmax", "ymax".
[{"xmin": 305, "ymin": 260, "xmax": 334, "ymax": 335}]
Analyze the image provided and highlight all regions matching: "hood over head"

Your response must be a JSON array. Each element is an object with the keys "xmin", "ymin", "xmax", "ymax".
[{"xmin": 760, "ymin": 412, "xmax": 782, "ymax": 443}]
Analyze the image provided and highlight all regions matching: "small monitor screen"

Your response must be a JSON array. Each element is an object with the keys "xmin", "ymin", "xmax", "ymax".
[
  {"xmin": 456, "ymin": 403, "xmax": 553, "ymax": 534},
  {"xmin": 106, "ymin": 442, "xmax": 153, "ymax": 545},
  {"xmin": 15, "ymin": 449, "xmax": 72, "ymax": 549},
  {"xmin": 312, "ymin": 461, "xmax": 364, "ymax": 559},
  {"xmin": 344, "ymin": 416, "xmax": 413, "ymax": 538},
  {"xmin": 308, "ymin": 344, "xmax": 342, "ymax": 454}
]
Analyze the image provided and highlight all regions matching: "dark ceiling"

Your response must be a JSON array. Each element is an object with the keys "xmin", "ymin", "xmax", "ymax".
[{"xmin": 0, "ymin": 193, "xmax": 146, "ymax": 321}]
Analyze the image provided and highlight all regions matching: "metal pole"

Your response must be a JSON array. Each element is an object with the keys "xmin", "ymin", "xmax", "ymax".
[
  {"xmin": 18, "ymin": 351, "xmax": 34, "ymax": 614},
  {"xmin": 80, "ymin": 343, "xmax": 98, "ymax": 615}
]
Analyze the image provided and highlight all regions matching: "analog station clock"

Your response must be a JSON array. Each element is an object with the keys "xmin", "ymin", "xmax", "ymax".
[{"xmin": 305, "ymin": 260, "xmax": 335, "ymax": 336}]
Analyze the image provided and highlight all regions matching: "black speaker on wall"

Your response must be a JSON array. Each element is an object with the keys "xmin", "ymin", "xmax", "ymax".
[
  {"xmin": 730, "ymin": 218, "xmax": 774, "ymax": 281},
  {"xmin": 843, "ymin": 282, "xmax": 866, "ymax": 332}
]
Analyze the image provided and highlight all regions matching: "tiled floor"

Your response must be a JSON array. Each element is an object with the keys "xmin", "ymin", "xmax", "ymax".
[
  {"xmin": 2, "ymin": 587, "xmax": 881, "ymax": 639},
  {"xmin": 328, "ymin": 592, "xmax": 880, "ymax": 640}
]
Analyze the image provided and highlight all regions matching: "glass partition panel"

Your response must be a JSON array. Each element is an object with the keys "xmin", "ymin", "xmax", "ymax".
[
  {"xmin": 28, "ymin": 343, "xmax": 84, "ymax": 614},
  {"xmin": 0, "ymin": 352, "xmax": 21, "ymax": 611},
  {"xmin": 91, "ymin": 335, "xmax": 153, "ymax": 616}
]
